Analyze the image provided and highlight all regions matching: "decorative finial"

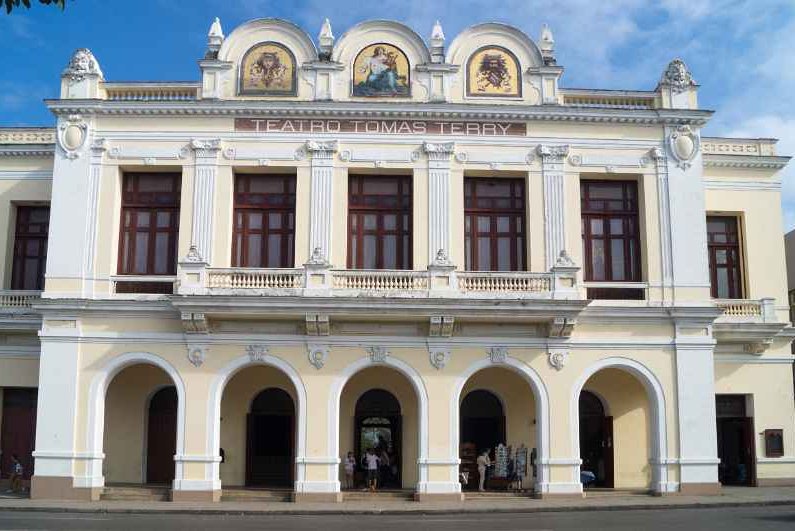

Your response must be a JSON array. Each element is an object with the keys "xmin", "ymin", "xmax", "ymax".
[
  {"xmin": 539, "ymin": 24, "xmax": 555, "ymax": 65},
  {"xmin": 430, "ymin": 20, "xmax": 446, "ymax": 63},
  {"xmin": 659, "ymin": 58, "xmax": 696, "ymax": 93},
  {"xmin": 319, "ymin": 18, "xmax": 335, "ymax": 60},
  {"xmin": 206, "ymin": 17, "xmax": 224, "ymax": 59},
  {"xmin": 63, "ymin": 48, "xmax": 103, "ymax": 83}
]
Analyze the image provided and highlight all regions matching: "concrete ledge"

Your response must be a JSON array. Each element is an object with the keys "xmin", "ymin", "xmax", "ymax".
[
  {"xmin": 31, "ymin": 476, "xmax": 100, "ymax": 501},
  {"xmin": 679, "ymin": 482, "xmax": 721, "ymax": 495},
  {"xmin": 757, "ymin": 478, "xmax": 795, "ymax": 487},
  {"xmin": 535, "ymin": 492, "xmax": 585, "ymax": 499},
  {"xmin": 415, "ymin": 492, "xmax": 464, "ymax": 502},
  {"xmin": 171, "ymin": 490, "xmax": 221, "ymax": 503},
  {"xmin": 293, "ymin": 492, "xmax": 343, "ymax": 503}
]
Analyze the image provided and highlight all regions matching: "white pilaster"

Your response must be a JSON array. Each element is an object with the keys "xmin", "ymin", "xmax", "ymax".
[
  {"xmin": 81, "ymin": 138, "xmax": 105, "ymax": 298},
  {"xmin": 306, "ymin": 140, "xmax": 338, "ymax": 263},
  {"xmin": 664, "ymin": 126, "xmax": 710, "ymax": 299},
  {"xmin": 424, "ymin": 142, "xmax": 455, "ymax": 264},
  {"xmin": 189, "ymin": 139, "xmax": 222, "ymax": 263},
  {"xmin": 673, "ymin": 316, "xmax": 720, "ymax": 488},
  {"xmin": 652, "ymin": 147, "xmax": 674, "ymax": 292},
  {"xmin": 538, "ymin": 145, "xmax": 569, "ymax": 270}
]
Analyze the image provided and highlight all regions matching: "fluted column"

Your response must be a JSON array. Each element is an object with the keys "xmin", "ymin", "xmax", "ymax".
[
  {"xmin": 306, "ymin": 140, "xmax": 338, "ymax": 263},
  {"xmin": 538, "ymin": 144, "xmax": 570, "ymax": 270},
  {"xmin": 189, "ymin": 139, "xmax": 222, "ymax": 263},
  {"xmin": 424, "ymin": 142, "xmax": 455, "ymax": 265}
]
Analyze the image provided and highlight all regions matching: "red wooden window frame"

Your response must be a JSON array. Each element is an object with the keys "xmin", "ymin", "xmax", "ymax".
[
  {"xmin": 707, "ymin": 216, "xmax": 743, "ymax": 299},
  {"xmin": 347, "ymin": 175, "xmax": 412, "ymax": 270},
  {"xmin": 464, "ymin": 178, "xmax": 526, "ymax": 271},
  {"xmin": 232, "ymin": 174, "xmax": 296, "ymax": 268},
  {"xmin": 117, "ymin": 173, "xmax": 181, "ymax": 276},
  {"xmin": 580, "ymin": 180, "xmax": 642, "ymax": 283},
  {"xmin": 11, "ymin": 205, "xmax": 50, "ymax": 291}
]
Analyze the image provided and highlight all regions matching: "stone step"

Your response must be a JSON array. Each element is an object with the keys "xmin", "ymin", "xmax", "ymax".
[
  {"xmin": 342, "ymin": 489, "xmax": 415, "ymax": 501},
  {"xmin": 584, "ymin": 488, "xmax": 651, "ymax": 497},
  {"xmin": 100, "ymin": 485, "xmax": 170, "ymax": 502},
  {"xmin": 464, "ymin": 490, "xmax": 534, "ymax": 500},
  {"xmin": 221, "ymin": 489, "xmax": 293, "ymax": 502}
]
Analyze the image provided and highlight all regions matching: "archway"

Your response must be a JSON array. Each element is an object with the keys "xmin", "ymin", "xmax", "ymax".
[
  {"xmin": 573, "ymin": 361, "xmax": 666, "ymax": 492},
  {"xmin": 338, "ymin": 366, "xmax": 419, "ymax": 490},
  {"xmin": 355, "ymin": 389, "xmax": 402, "ymax": 488},
  {"xmin": 218, "ymin": 365, "xmax": 299, "ymax": 489},
  {"xmin": 103, "ymin": 364, "xmax": 179, "ymax": 485},
  {"xmin": 458, "ymin": 368, "xmax": 536, "ymax": 492},
  {"xmin": 246, "ymin": 388, "xmax": 295, "ymax": 487},
  {"xmin": 146, "ymin": 386, "xmax": 178, "ymax": 485},
  {"xmin": 578, "ymin": 390, "xmax": 612, "ymax": 488}
]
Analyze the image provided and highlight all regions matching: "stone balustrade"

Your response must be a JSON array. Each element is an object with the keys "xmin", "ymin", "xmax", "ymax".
[
  {"xmin": 208, "ymin": 268, "xmax": 303, "ymax": 290},
  {"xmin": 0, "ymin": 290, "xmax": 41, "ymax": 312},
  {"xmin": 714, "ymin": 298, "xmax": 776, "ymax": 322}
]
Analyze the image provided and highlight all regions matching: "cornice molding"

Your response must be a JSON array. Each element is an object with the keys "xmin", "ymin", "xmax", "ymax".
[
  {"xmin": 0, "ymin": 145, "xmax": 55, "ymax": 157},
  {"xmin": 703, "ymin": 154, "xmax": 790, "ymax": 170},
  {"xmin": 43, "ymin": 99, "xmax": 714, "ymax": 126}
]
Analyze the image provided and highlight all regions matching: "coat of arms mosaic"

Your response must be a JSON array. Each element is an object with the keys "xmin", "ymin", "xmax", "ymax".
[
  {"xmin": 239, "ymin": 42, "xmax": 297, "ymax": 96},
  {"xmin": 467, "ymin": 46, "xmax": 521, "ymax": 98}
]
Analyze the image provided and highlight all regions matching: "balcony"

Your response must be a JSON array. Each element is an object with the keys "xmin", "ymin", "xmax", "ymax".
[
  {"xmin": 0, "ymin": 290, "xmax": 43, "ymax": 331},
  {"xmin": 177, "ymin": 261, "xmax": 579, "ymax": 301},
  {"xmin": 713, "ymin": 297, "xmax": 790, "ymax": 354}
]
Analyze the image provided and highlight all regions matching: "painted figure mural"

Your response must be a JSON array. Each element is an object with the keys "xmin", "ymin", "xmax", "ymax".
[
  {"xmin": 467, "ymin": 46, "xmax": 521, "ymax": 97},
  {"xmin": 353, "ymin": 44, "xmax": 410, "ymax": 97},
  {"xmin": 240, "ymin": 42, "xmax": 296, "ymax": 96}
]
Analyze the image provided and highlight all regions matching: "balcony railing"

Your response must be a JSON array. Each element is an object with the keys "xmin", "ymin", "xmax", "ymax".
[
  {"xmin": 0, "ymin": 290, "xmax": 41, "ymax": 313},
  {"xmin": 178, "ymin": 258, "xmax": 581, "ymax": 300},
  {"xmin": 714, "ymin": 298, "xmax": 775, "ymax": 323}
]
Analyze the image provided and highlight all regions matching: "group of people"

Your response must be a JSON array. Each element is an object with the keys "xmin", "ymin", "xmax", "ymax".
[
  {"xmin": 4, "ymin": 454, "xmax": 24, "ymax": 494},
  {"xmin": 343, "ymin": 447, "xmax": 397, "ymax": 491}
]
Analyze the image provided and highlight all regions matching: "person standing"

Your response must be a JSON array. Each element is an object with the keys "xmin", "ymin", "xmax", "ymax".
[
  {"xmin": 7, "ymin": 455, "xmax": 23, "ymax": 494},
  {"xmin": 364, "ymin": 448, "xmax": 380, "ymax": 492},
  {"xmin": 343, "ymin": 452, "xmax": 356, "ymax": 490},
  {"xmin": 379, "ymin": 448, "xmax": 391, "ymax": 487},
  {"xmin": 476, "ymin": 449, "xmax": 491, "ymax": 492}
]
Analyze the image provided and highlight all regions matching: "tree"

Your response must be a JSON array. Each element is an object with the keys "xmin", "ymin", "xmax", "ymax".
[{"xmin": 4, "ymin": 0, "xmax": 66, "ymax": 14}]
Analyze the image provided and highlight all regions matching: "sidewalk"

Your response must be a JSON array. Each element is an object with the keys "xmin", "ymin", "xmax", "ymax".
[{"xmin": 1, "ymin": 487, "xmax": 794, "ymax": 515}]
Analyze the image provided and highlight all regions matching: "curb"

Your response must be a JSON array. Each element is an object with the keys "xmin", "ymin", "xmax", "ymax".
[{"xmin": 1, "ymin": 499, "xmax": 794, "ymax": 516}]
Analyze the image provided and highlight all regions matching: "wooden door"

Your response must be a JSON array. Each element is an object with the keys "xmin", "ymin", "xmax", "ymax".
[
  {"xmin": 603, "ymin": 416, "xmax": 614, "ymax": 488},
  {"xmin": 742, "ymin": 417, "xmax": 757, "ymax": 486},
  {"xmin": 146, "ymin": 387, "xmax": 177, "ymax": 485},
  {"xmin": 1, "ymin": 389, "xmax": 37, "ymax": 480}
]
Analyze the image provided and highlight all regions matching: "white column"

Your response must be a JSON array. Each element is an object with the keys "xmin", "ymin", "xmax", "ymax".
[
  {"xmin": 673, "ymin": 316, "xmax": 720, "ymax": 492},
  {"xmin": 424, "ymin": 142, "xmax": 455, "ymax": 264},
  {"xmin": 189, "ymin": 139, "xmax": 222, "ymax": 263},
  {"xmin": 538, "ymin": 145, "xmax": 570, "ymax": 270},
  {"xmin": 306, "ymin": 140, "xmax": 338, "ymax": 263},
  {"xmin": 81, "ymin": 138, "xmax": 105, "ymax": 298}
]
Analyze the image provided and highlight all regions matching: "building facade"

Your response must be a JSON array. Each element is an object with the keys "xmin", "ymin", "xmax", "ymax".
[{"xmin": 0, "ymin": 17, "xmax": 793, "ymax": 502}]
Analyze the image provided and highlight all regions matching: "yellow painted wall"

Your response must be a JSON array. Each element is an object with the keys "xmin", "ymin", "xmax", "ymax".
[
  {"xmin": 583, "ymin": 368, "xmax": 652, "ymax": 489},
  {"xmin": 103, "ymin": 364, "xmax": 172, "ymax": 484},
  {"xmin": 218, "ymin": 365, "xmax": 298, "ymax": 486}
]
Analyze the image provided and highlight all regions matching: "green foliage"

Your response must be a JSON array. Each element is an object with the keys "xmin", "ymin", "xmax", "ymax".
[{"xmin": 4, "ymin": 0, "xmax": 67, "ymax": 14}]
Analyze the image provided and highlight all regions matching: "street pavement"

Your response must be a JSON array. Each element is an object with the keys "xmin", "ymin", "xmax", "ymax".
[{"xmin": 0, "ymin": 506, "xmax": 794, "ymax": 530}]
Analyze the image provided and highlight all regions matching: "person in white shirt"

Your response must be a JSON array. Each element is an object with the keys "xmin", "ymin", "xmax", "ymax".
[
  {"xmin": 364, "ymin": 448, "xmax": 380, "ymax": 492},
  {"xmin": 476, "ymin": 449, "xmax": 491, "ymax": 492},
  {"xmin": 343, "ymin": 452, "xmax": 356, "ymax": 490}
]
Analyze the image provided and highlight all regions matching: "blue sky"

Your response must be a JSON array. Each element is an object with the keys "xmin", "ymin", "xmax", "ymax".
[{"xmin": 1, "ymin": 0, "xmax": 794, "ymax": 228}]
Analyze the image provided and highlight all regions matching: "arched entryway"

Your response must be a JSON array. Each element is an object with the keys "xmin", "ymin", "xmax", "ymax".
[
  {"xmin": 102, "ymin": 363, "xmax": 180, "ymax": 486},
  {"xmin": 355, "ymin": 389, "xmax": 402, "ymax": 488},
  {"xmin": 338, "ymin": 366, "xmax": 419, "ymax": 490},
  {"xmin": 458, "ymin": 368, "xmax": 537, "ymax": 492},
  {"xmin": 578, "ymin": 390, "xmax": 613, "ymax": 488},
  {"xmin": 246, "ymin": 388, "xmax": 295, "ymax": 487},
  {"xmin": 146, "ymin": 386, "xmax": 178, "ymax": 485},
  {"xmin": 573, "ymin": 361, "xmax": 667, "ymax": 492},
  {"xmin": 218, "ymin": 365, "xmax": 299, "ymax": 489}
]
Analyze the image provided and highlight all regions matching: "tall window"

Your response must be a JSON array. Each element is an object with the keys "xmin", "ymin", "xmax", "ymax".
[
  {"xmin": 464, "ymin": 178, "xmax": 526, "ymax": 271},
  {"xmin": 348, "ymin": 175, "xmax": 412, "ymax": 269},
  {"xmin": 581, "ymin": 180, "xmax": 642, "ymax": 299},
  {"xmin": 233, "ymin": 174, "xmax": 296, "ymax": 268},
  {"xmin": 118, "ymin": 173, "xmax": 181, "ymax": 277},
  {"xmin": 707, "ymin": 216, "xmax": 743, "ymax": 299},
  {"xmin": 11, "ymin": 205, "xmax": 49, "ymax": 290}
]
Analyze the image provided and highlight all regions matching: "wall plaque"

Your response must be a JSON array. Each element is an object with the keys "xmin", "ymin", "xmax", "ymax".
[{"xmin": 235, "ymin": 118, "xmax": 526, "ymax": 137}]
